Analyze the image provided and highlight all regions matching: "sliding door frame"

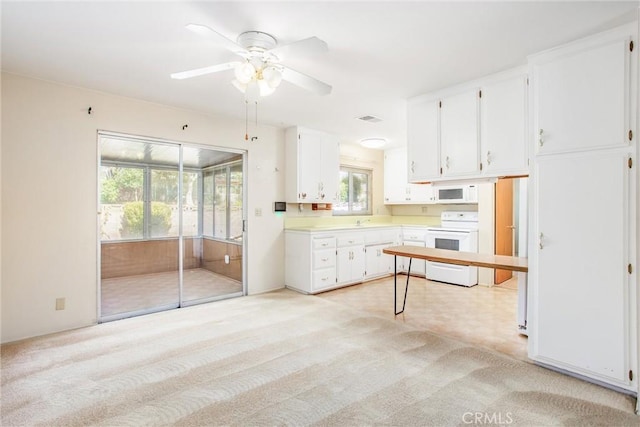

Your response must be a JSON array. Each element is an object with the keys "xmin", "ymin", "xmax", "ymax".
[{"xmin": 96, "ymin": 130, "xmax": 248, "ymax": 321}]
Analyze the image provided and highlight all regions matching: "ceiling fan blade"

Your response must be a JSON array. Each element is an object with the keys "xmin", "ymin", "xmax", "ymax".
[
  {"xmin": 269, "ymin": 36, "xmax": 328, "ymax": 60},
  {"xmin": 171, "ymin": 62, "xmax": 239, "ymax": 80},
  {"xmin": 185, "ymin": 23, "xmax": 248, "ymax": 56},
  {"xmin": 281, "ymin": 66, "xmax": 332, "ymax": 96}
]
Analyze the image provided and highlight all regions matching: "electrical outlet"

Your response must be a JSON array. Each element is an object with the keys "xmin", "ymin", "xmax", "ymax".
[
  {"xmin": 421, "ymin": 206, "xmax": 429, "ymax": 213},
  {"xmin": 55, "ymin": 297, "xmax": 65, "ymax": 311},
  {"xmin": 255, "ymin": 208, "xmax": 262, "ymax": 217}
]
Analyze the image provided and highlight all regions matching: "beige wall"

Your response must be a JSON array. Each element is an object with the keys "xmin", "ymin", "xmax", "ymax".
[{"xmin": 1, "ymin": 72, "xmax": 286, "ymax": 343}]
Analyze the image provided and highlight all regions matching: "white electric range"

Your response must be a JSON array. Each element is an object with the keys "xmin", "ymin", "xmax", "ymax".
[{"xmin": 425, "ymin": 211, "xmax": 479, "ymax": 287}]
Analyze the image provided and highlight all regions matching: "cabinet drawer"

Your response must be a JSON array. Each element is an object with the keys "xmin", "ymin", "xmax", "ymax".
[
  {"xmin": 402, "ymin": 229, "xmax": 426, "ymax": 241},
  {"xmin": 365, "ymin": 229, "xmax": 399, "ymax": 245},
  {"xmin": 313, "ymin": 249, "xmax": 335, "ymax": 269},
  {"xmin": 337, "ymin": 235, "xmax": 365, "ymax": 247},
  {"xmin": 313, "ymin": 237, "xmax": 336, "ymax": 250},
  {"xmin": 312, "ymin": 268, "xmax": 336, "ymax": 290}
]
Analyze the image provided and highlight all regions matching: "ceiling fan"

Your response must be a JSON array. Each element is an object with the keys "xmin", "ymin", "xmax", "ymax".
[{"xmin": 171, "ymin": 24, "xmax": 332, "ymax": 98}]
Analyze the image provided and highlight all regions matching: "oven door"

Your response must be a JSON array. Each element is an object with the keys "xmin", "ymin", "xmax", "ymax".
[
  {"xmin": 425, "ymin": 229, "xmax": 472, "ymax": 252},
  {"xmin": 425, "ymin": 229, "xmax": 478, "ymax": 286}
]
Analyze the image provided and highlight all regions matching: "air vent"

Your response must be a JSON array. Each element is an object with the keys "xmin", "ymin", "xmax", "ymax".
[{"xmin": 357, "ymin": 115, "xmax": 382, "ymax": 123}]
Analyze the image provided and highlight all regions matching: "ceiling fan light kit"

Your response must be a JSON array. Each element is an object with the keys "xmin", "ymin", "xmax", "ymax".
[{"xmin": 171, "ymin": 24, "xmax": 332, "ymax": 97}]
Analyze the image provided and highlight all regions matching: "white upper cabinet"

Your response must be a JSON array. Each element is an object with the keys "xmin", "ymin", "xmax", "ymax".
[
  {"xmin": 407, "ymin": 67, "xmax": 530, "ymax": 182},
  {"xmin": 285, "ymin": 126, "xmax": 339, "ymax": 203},
  {"xmin": 407, "ymin": 99, "xmax": 440, "ymax": 182},
  {"xmin": 531, "ymin": 30, "xmax": 633, "ymax": 155},
  {"xmin": 384, "ymin": 147, "xmax": 434, "ymax": 204},
  {"xmin": 480, "ymin": 74, "xmax": 528, "ymax": 176},
  {"xmin": 440, "ymin": 89, "xmax": 480, "ymax": 177}
]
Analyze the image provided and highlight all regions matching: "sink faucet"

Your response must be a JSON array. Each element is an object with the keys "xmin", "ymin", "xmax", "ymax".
[{"xmin": 356, "ymin": 219, "xmax": 371, "ymax": 226}]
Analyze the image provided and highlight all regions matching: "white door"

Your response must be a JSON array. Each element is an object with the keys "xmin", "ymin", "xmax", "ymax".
[
  {"xmin": 407, "ymin": 99, "xmax": 440, "ymax": 182},
  {"xmin": 481, "ymin": 75, "xmax": 528, "ymax": 175},
  {"xmin": 532, "ymin": 34, "xmax": 631, "ymax": 155},
  {"xmin": 534, "ymin": 151, "xmax": 631, "ymax": 387},
  {"xmin": 440, "ymin": 89, "xmax": 480, "ymax": 177}
]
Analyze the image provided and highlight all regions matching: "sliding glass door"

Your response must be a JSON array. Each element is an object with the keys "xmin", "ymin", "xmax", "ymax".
[
  {"xmin": 182, "ymin": 146, "xmax": 244, "ymax": 305},
  {"xmin": 98, "ymin": 134, "xmax": 245, "ymax": 321}
]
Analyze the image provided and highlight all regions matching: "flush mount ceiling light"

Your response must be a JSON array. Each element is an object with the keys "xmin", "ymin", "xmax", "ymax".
[{"xmin": 360, "ymin": 138, "xmax": 387, "ymax": 149}]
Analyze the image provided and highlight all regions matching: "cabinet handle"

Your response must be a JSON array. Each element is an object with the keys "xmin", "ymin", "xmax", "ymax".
[
  {"xmin": 321, "ymin": 243, "xmax": 328, "ymax": 247},
  {"xmin": 539, "ymin": 232, "xmax": 544, "ymax": 249},
  {"xmin": 321, "ymin": 257, "xmax": 328, "ymax": 262},
  {"xmin": 486, "ymin": 151, "xmax": 492, "ymax": 165},
  {"xmin": 321, "ymin": 277, "xmax": 328, "ymax": 281},
  {"xmin": 446, "ymin": 156, "xmax": 450, "ymax": 169},
  {"xmin": 539, "ymin": 129, "xmax": 544, "ymax": 147},
  {"xmin": 301, "ymin": 192, "xmax": 307, "ymax": 199},
  {"xmin": 411, "ymin": 161, "xmax": 415, "ymax": 173}
]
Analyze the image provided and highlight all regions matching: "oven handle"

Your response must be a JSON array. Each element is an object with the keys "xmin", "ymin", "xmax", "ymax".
[
  {"xmin": 426, "ymin": 229, "xmax": 471, "ymax": 234},
  {"xmin": 427, "ymin": 261, "xmax": 466, "ymax": 270}
]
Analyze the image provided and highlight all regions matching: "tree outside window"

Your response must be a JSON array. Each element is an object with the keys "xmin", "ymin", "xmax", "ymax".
[{"xmin": 334, "ymin": 166, "xmax": 372, "ymax": 215}]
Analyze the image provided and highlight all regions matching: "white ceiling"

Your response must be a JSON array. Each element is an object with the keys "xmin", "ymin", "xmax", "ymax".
[{"xmin": 2, "ymin": 1, "xmax": 638, "ymax": 148}]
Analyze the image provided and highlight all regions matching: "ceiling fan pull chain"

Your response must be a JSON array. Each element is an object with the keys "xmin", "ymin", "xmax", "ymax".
[{"xmin": 245, "ymin": 99, "xmax": 249, "ymax": 141}]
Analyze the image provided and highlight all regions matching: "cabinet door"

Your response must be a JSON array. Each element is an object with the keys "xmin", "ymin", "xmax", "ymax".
[
  {"xmin": 534, "ymin": 151, "xmax": 631, "ymax": 387},
  {"xmin": 336, "ymin": 247, "xmax": 351, "ymax": 284},
  {"xmin": 400, "ymin": 241, "xmax": 426, "ymax": 276},
  {"xmin": 440, "ymin": 89, "xmax": 480, "ymax": 177},
  {"xmin": 481, "ymin": 75, "xmax": 528, "ymax": 175},
  {"xmin": 337, "ymin": 245, "xmax": 365, "ymax": 284},
  {"xmin": 298, "ymin": 130, "xmax": 323, "ymax": 202},
  {"xmin": 351, "ymin": 245, "xmax": 365, "ymax": 282},
  {"xmin": 365, "ymin": 245, "xmax": 379, "ymax": 278},
  {"xmin": 407, "ymin": 99, "xmax": 440, "ymax": 182},
  {"xmin": 533, "ymin": 34, "xmax": 631, "ymax": 155},
  {"xmin": 320, "ymin": 133, "xmax": 340, "ymax": 202},
  {"xmin": 409, "ymin": 183, "xmax": 434, "ymax": 203},
  {"xmin": 384, "ymin": 148, "xmax": 409, "ymax": 203},
  {"xmin": 379, "ymin": 244, "xmax": 394, "ymax": 275}
]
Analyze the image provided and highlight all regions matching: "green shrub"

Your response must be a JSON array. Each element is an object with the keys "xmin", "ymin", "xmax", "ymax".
[{"xmin": 121, "ymin": 201, "xmax": 172, "ymax": 238}]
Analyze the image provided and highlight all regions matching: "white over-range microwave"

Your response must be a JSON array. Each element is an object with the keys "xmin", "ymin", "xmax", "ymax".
[{"xmin": 434, "ymin": 185, "xmax": 478, "ymax": 204}]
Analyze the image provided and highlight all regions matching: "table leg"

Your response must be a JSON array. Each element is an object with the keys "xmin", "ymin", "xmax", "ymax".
[{"xmin": 395, "ymin": 257, "xmax": 411, "ymax": 315}]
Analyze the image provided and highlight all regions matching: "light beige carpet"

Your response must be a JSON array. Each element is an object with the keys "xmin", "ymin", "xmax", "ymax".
[{"xmin": 1, "ymin": 289, "xmax": 637, "ymax": 426}]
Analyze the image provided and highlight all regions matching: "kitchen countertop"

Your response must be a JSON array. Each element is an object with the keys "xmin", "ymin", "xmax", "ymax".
[{"xmin": 285, "ymin": 223, "xmax": 411, "ymax": 232}]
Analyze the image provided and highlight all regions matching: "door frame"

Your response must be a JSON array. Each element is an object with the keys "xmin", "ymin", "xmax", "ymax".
[{"xmin": 96, "ymin": 130, "xmax": 247, "ymax": 322}]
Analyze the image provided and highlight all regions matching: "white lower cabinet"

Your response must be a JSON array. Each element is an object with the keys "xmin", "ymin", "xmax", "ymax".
[
  {"xmin": 285, "ymin": 231, "xmax": 337, "ymax": 294},
  {"xmin": 400, "ymin": 227, "xmax": 427, "ymax": 276},
  {"xmin": 364, "ymin": 244, "xmax": 394, "ymax": 279},
  {"xmin": 336, "ymin": 245, "xmax": 365, "ymax": 285},
  {"xmin": 285, "ymin": 227, "xmax": 400, "ymax": 294}
]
